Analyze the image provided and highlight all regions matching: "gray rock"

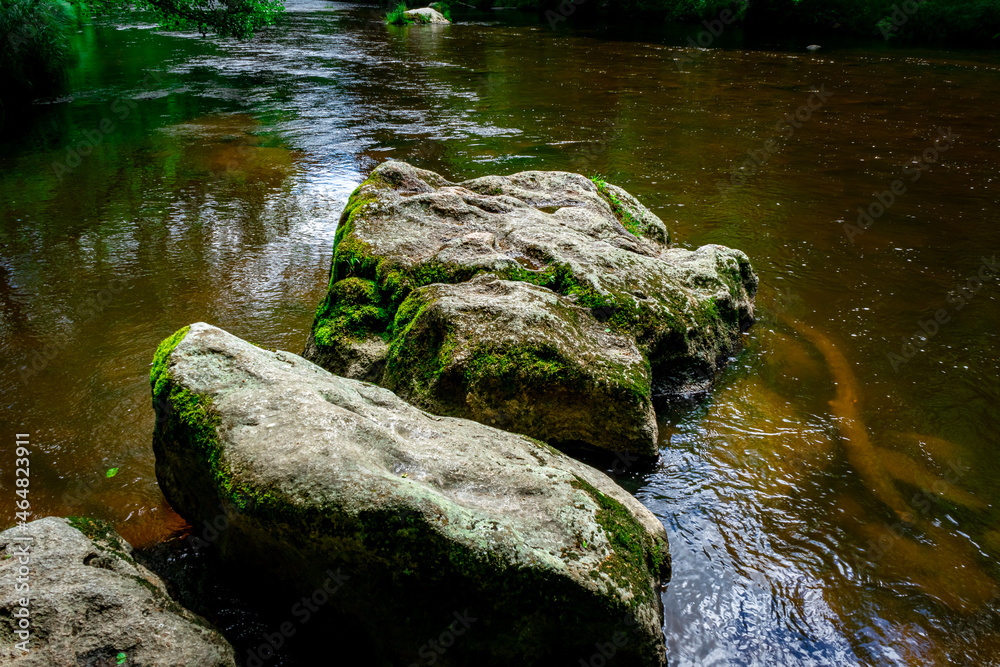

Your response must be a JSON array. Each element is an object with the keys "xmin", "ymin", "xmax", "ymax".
[
  {"xmin": 381, "ymin": 274, "xmax": 658, "ymax": 456},
  {"xmin": 152, "ymin": 322, "xmax": 670, "ymax": 666},
  {"xmin": 403, "ymin": 7, "xmax": 450, "ymax": 23},
  {"xmin": 303, "ymin": 161, "xmax": 757, "ymax": 451},
  {"xmin": 0, "ymin": 517, "xmax": 236, "ymax": 667}
]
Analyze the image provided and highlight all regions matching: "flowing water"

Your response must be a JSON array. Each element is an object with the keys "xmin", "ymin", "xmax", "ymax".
[{"xmin": 2, "ymin": 2, "xmax": 1000, "ymax": 664}]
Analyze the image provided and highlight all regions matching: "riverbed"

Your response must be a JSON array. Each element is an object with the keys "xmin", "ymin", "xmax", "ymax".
[{"xmin": 1, "ymin": 2, "xmax": 999, "ymax": 664}]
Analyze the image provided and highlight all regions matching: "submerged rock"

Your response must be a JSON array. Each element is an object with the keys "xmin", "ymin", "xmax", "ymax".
[
  {"xmin": 0, "ymin": 517, "xmax": 236, "ymax": 666},
  {"xmin": 304, "ymin": 161, "xmax": 757, "ymax": 454},
  {"xmin": 152, "ymin": 323, "xmax": 670, "ymax": 666},
  {"xmin": 403, "ymin": 7, "xmax": 450, "ymax": 23}
]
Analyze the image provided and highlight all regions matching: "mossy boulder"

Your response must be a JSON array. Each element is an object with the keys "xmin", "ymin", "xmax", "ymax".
[
  {"xmin": 304, "ymin": 161, "xmax": 757, "ymax": 451},
  {"xmin": 383, "ymin": 274, "xmax": 658, "ymax": 456},
  {"xmin": 0, "ymin": 517, "xmax": 236, "ymax": 666},
  {"xmin": 152, "ymin": 323, "xmax": 670, "ymax": 666}
]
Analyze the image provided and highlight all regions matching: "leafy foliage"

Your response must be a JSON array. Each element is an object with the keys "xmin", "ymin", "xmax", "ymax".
[
  {"xmin": 1, "ymin": 0, "xmax": 283, "ymax": 103},
  {"xmin": 0, "ymin": 0, "xmax": 77, "ymax": 95},
  {"xmin": 385, "ymin": 1, "xmax": 413, "ymax": 24},
  {"xmin": 80, "ymin": 0, "xmax": 284, "ymax": 38}
]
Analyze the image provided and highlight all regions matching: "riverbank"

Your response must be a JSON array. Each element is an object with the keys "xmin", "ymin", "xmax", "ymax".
[{"xmin": 463, "ymin": 0, "xmax": 1000, "ymax": 47}]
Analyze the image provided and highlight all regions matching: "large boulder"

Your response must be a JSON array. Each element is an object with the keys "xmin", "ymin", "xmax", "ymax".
[
  {"xmin": 303, "ymin": 162, "xmax": 757, "ymax": 456},
  {"xmin": 151, "ymin": 323, "xmax": 670, "ymax": 666},
  {"xmin": 0, "ymin": 517, "xmax": 236, "ymax": 666}
]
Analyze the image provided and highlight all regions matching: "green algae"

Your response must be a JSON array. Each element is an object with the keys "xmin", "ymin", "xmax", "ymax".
[{"xmin": 67, "ymin": 516, "xmax": 138, "ymax": 567}]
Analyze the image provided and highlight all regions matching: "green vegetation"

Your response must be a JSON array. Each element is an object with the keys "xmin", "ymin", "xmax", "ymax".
[
  {"xmin": 0, "ymin": 0, "xmax": 77, "ymax": 99},
  {"xmin": 464, "ymin": 343, "xmax": 581, "ymax": 388},
  {"xmin": 150, "ymin": 325, "xmax": 190, "ymax": 399},
  {"xmin": 1, "ymin": 0, "xmax": 284, "ymax": 103},
  {"xmin": 385, "ymin": 2, "xmax": 413, "ymax": 24},
  {"xmin": 382, "ymin": 292, "xmax": 458, "ymax": 398},
  {"xmin": 150, "ymin": 326, "xmax": 245, "ymax": 511},
  {"xmin": 431, "ymin": 1, "xmax": 452, "ymax": 19},
  {"xmin": 530, "ymin": 0, "xmax": 1000, "ymax": 45},
  {"xmin": 590, "ymin": 174, "xmax": 654, "ymax": 240},
  {"xmin": 67, "ymin": 515, "xmax": 138, "ymax": 565},
  {"xmin": 81, "ymin": 0, "xmax": 283, "ymax": 38},
  {"xmin": 570, "ymin": 476, "xmax": 669, "ymax": 606}
]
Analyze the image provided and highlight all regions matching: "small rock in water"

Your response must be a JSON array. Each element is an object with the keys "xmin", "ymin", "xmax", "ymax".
[
  {"xmin": 0, "ymin": 517, "xmax": 237, "ymax": 666},
  {"xmin": 403, "ymin": 7, "xmax": 450, "ymax": 23}
]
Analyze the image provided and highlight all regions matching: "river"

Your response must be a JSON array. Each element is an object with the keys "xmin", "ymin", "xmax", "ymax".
[{"xmin": 1, "ymin": 2, "xmax": 999, "ymax": 664}]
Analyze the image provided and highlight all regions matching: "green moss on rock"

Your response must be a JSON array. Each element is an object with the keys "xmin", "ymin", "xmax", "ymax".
[
  {"xmin": 464, "ymin": 343, "xmax": 582, "ymax": 389},
  {"xmin": 67, "ymin": 516, "xmax": 138, "ymax": 566},
  {"xmin": 570, "ymin": 476, "xmax": 669, "ymax": 607},
  {"xmin": 313, "ymin": 277, "xmax": 391, "ymax": 347},
  {"xmin": 382, "ymin": 292, "xmax": 457, "ymax": 399},
  {"xmin": 305, "ymin": 161, "xmax": 756, "ymax": 411},
  {"xmin": 151, "ymin": 325, "xmax": 190, "ymax": 399}
]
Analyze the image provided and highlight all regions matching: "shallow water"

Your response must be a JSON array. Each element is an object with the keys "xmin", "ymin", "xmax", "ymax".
[{"xmin": 2, "ymin": 2, "xmax": 999, "ymax": 664}]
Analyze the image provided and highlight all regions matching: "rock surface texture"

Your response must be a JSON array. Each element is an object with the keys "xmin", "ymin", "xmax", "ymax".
[
  {"xmin": 303, "ymin": 161, "xmax": 757, "ymax": 456},
  {"xmin": 152, "ymin": 323, "xmax": 671, "ymax": 666},
  {"xmin": 0, "ymin": 517, "xmax": 236, "ymax": 666},
  {"xmin": 403, "ymin": 7, "xmax": 450, "ymax": 23}
]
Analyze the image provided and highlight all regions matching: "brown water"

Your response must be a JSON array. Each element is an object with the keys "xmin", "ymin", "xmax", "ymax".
[{"xmin": 2, "ymin": 2, "xmax": 1000, "ymax": 664}]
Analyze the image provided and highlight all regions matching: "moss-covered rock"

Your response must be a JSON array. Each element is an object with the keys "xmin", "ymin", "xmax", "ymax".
[
  {"xmin": 152, "ymin": 323, "xmax": 670, "ymax": 666},
  {"xmin": 304, "ymin": 161, "xmax": 757, "ymax": 450},
  {"xmin": 382, "ymin": 275, "xmax": 658, "ymax": 456}
]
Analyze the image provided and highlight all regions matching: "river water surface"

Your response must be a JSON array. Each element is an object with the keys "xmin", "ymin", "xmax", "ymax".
[{"xmin": 2, "ymin": 2, "xmax": 1000, "ymax": 665}]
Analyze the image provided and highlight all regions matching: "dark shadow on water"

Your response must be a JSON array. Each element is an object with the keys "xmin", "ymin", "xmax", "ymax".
[
  {"xmin": 549, "ymin": 439, "xmax": 659, "ymax": 495},
  {"xmin": 137, "ymin": 537, "xmax": 377, "ymax": 667}
]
